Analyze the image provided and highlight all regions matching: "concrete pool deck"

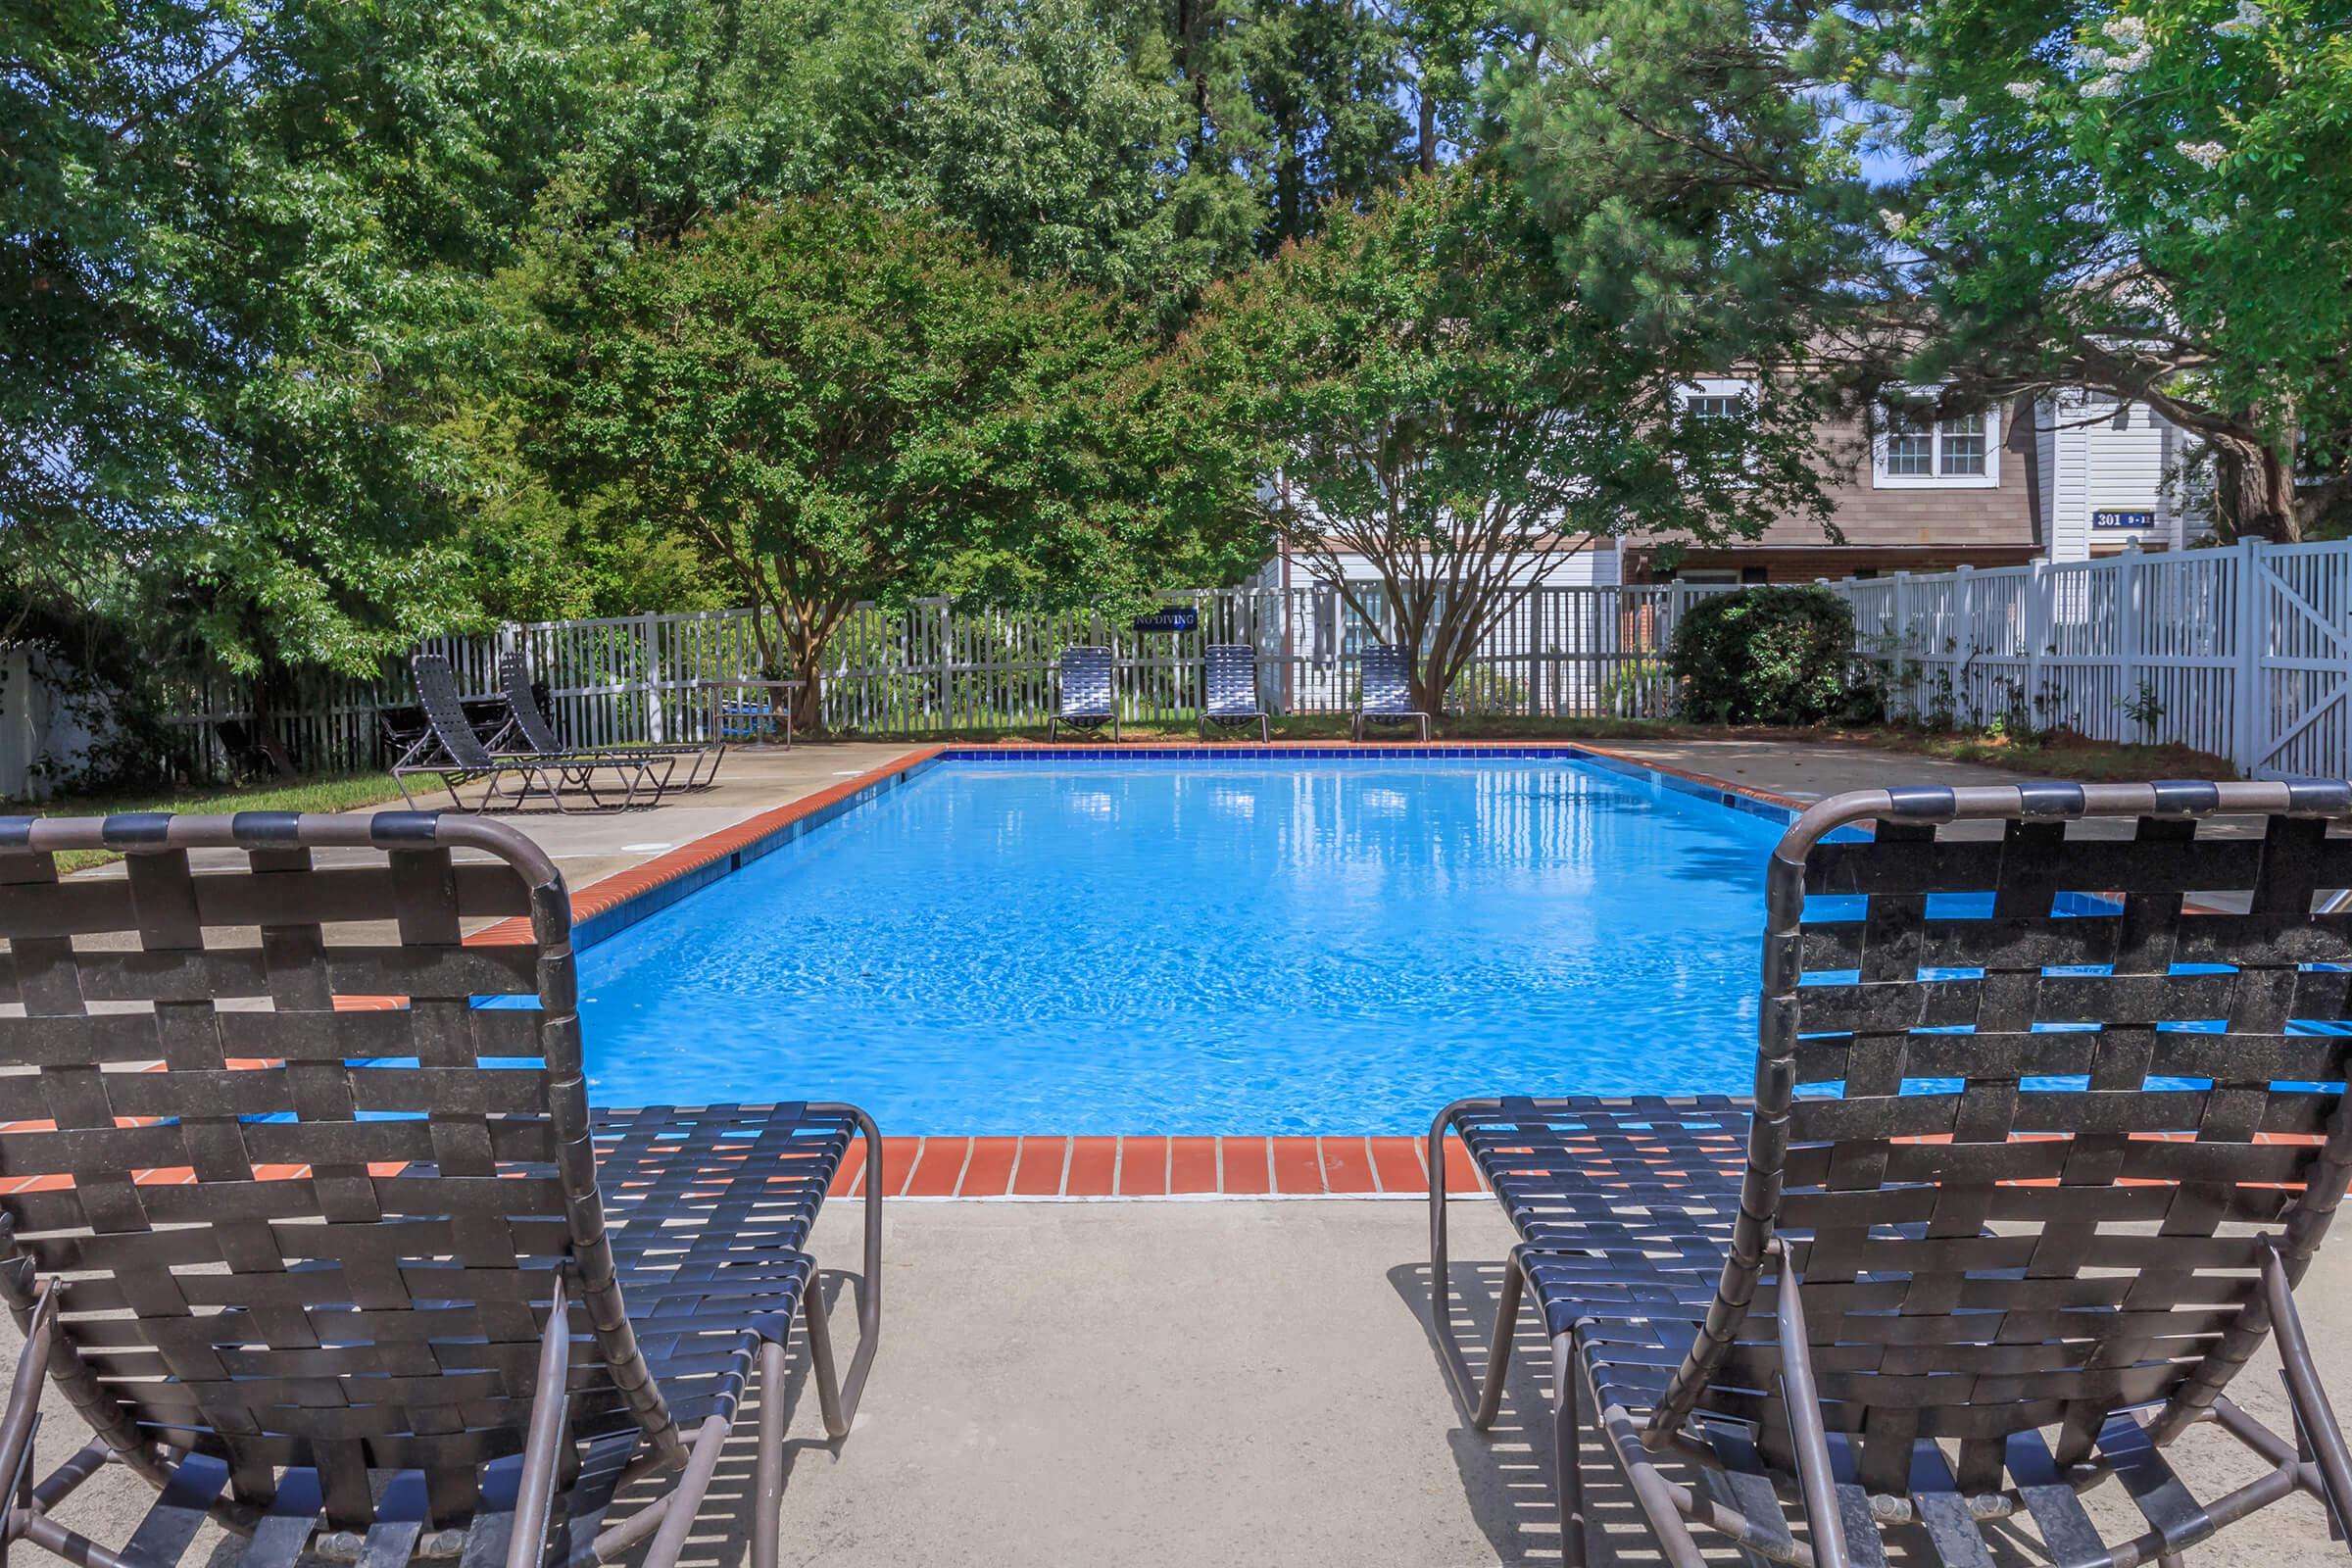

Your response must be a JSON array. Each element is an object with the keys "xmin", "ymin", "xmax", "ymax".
[{"xmin": 9, "ymin": 1197, "xmax": 2350, "ymax": 1566}]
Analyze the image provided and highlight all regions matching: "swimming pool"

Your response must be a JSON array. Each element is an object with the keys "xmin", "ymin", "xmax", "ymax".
[{"xmin": 574, "ymin": 755, "xmax": 1789, "ymax": 1133}]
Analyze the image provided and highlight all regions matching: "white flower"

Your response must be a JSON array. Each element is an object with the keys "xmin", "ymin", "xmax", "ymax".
[
  {"xmin": 1938, "ymin": 95, "xmax": 1969, "ymax": 117},
  {"xmin": 2215, "ymin": 1, "xmax": 2265, "ymax": 35},
  {"xmin": 2082, "ymin": 74, "xmax": 2126, "ymax": 96},
  {"xmin": 1880, "ymin": 208, "xmax": 1910, "ymax": 233},
  {"xmin": 2177, "ymin": 138, "xmax": 2228, "ymax": 168},
  {"xmin": 2235, "ymin": 193, "xmax": 2250, "ymax": 209},
  {"xmin": 2109, "ymin": 42, "xmax": 2154, "ymax": 70},
  {"xmin": 2005, "ymin": 80, "xmax": 2041, "ymax": 101},
  {"xmin": 2189, "ymin": 215, "xmax": 2230, "ymax": 235},
  {"xmin": 2102, "ymin": 14, "xmax": 2148, "ymax": 46},
  {"xmin": 2277, "ymin": 207, "xmax": 2296, "ymax": 220},
  {"xmin": 1906, "ymin": 12, "xmax": 1933, "ymax": 34}
]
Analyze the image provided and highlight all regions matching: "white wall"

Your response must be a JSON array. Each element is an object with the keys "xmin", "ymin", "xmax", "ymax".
[
  {"xmin": 0, "ymin": 645, "xmax": 103, "ymax": 801},
  {"xmin": 2036, "ymin": 392, "xmax": 2211, "ymax": 561},
  {"xmin": 1272, "ymin": 540, "xmax": 1621, "ymax": 588}
]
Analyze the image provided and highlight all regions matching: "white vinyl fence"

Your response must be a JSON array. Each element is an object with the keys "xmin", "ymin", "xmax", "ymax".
[
  {"xmin": 1845, "ymin": 538, "xmax": 2350, "ymax": 780},
  {"xmin": 161, "ymin": 537, "xmax": 2352, "ymax": 783},
  {"xmin": 165, "ymin": 584, "xmax": 1727, "ymax": 777}
]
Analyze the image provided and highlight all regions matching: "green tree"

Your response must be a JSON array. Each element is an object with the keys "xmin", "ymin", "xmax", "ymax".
[
  {"xmin": 1491, "ymin": 0, "xmax": 2352, "ymax": 541},
  {"xmin": 4, "ymin": 0, "xmax": 586, "ymax": 674},
  {"xmin": 521, "ymin": 199, "xmax": 1241, "ymax": 729},
  {"xmin": 1166, "ymin": 169, "xmax": 1829, "ymax": 714}
]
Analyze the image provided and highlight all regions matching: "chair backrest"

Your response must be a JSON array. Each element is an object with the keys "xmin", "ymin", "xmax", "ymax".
[
  {"xmin": 1202, "ymin": 645, "xmax": 1260, "ymax": 716},
  {"xmin": 1359, "ymin": 645, "xmax": 1414, "ymax": 714},
  {"xmin": 1058, "ymin": 646, "xmax": 1115, "ymax": 717},
  {"xmin": 0, "ymin": 812, "xmax": 680, "ymax": 1527},
  {"xmin": 1653, "ymin": 780, "xmax": 2352, "ymax": 1494},
  {"xmin": 411, "ymin": 654, "xmax": 496, "ymax": 769},
  {"xmin": 498, "ymin": 651, "xmax": 564, "ymax": 755}
]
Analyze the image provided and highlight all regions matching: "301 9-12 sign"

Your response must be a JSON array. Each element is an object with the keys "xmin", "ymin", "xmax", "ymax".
[{"xmin": 2092, "ymin": 510, "xmax": 2155, "ymax": 530}]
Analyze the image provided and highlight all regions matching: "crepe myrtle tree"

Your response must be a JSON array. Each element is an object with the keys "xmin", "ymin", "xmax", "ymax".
[
  {"xmin": 522, "ymin": 198, "xmax": 1205, "ymax": 730},
  {"xmin": 1167, "ymin": 168, "xmax": 1829, "ymax": 716},
  {"xmin": 1492, "ymin": 0, "xmax": 2352, "ymax": 541}
]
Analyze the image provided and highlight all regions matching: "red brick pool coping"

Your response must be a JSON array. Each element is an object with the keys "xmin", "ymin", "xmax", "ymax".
[{"xmin": 824, "ymin": 1134, "xmax": 1494, "ymax": 1200}]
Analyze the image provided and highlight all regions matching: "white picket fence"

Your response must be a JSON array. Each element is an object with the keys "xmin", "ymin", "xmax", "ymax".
[
  {"xmin": 164, "ymin": 537, "xmax": 2352, "ymax": 783},
  {"xmin": 1844, "ymin": 538, "xmax": 2350, "ymax": 780}
]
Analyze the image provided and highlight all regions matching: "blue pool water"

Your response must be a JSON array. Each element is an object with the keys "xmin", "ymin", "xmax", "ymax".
[{"xmin": 574, "ymin": 758, "xmax": 1788, "ymax": 1133}]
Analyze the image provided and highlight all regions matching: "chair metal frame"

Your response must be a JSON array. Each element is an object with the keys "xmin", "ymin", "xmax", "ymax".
[
  {"xmin": 0, "ymin": 810, "xmax": 881, "ymax": 1568},
  {"xmin": 1431, "ymin": 779, "xmax": 2352, "ymax": 1568}
]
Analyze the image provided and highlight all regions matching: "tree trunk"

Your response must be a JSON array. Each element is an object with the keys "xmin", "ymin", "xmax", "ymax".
[
  {"xmin": 1417, "ymin": 79, "xmax": 1437, "ymax": 174},
  {"xmin": 2208, "ymin": 432, "xmax": 2299, "ymax": 543},
  {"xmin": 782, "ymin": 607, "xmax": 832, "ymax": 734}
]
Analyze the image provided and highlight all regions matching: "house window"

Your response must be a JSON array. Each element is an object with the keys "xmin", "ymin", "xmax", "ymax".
[
  {"xmin": 1678, "ymin": 377, "xmax": 1754, "ymax": 418},
  {"xmin": 1874, "ymin": 395, "xmax": 2000, "ymax": 488}
]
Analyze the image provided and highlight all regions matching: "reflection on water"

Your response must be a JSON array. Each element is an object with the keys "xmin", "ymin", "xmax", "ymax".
[{"xmin": 577, "ymin": 760, "xmax": 1786, "ymax": 1134}]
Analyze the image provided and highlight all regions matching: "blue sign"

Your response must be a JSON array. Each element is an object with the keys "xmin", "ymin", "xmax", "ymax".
[
  {"xmin": 1131, "ymin": 608, "xmax": 1200, "ymax": 633},
  {"xmin": 2093, "ymin": 510, "xmax": 2156, "ymax": 529}
]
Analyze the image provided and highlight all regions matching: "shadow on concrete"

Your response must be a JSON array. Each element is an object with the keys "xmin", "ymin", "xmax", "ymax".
[{"xmin": 1388, "ymin": 1259, "xmax": 2056, "ymax": 1568}]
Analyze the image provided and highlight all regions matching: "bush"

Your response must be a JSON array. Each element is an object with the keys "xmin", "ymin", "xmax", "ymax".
[{"xmin": 1668, "ymin": 586, "xmax": 1858, "ymax": 726}]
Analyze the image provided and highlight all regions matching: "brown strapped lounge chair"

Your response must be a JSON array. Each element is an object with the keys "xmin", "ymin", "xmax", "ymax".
[
  {"xmin": 0, "ymin": 810, "xmax": 881, "ymax": 1568},
  {"xmin": 496, "ymin": 653, "xmax": 723, "ymax": 795},
  {"xmin": 1431, "ymin": 778, "xmax": 2352, "ymax": 1568},
  {"xmin": 394, "ymin": 655, "xmax": 674, "ymax": 812}
]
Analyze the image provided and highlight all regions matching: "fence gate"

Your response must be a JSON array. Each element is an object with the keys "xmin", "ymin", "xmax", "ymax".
[{"xmin": 2245, "ymin": 541, "xmax": 2352, "ymax": 782}]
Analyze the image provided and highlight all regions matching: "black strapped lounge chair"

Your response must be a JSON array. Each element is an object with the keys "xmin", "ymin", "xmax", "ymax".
[
  {"xmin": 1351, "ymin": 645, "xmax": 1429, "ymax": 742},
  {"xmin": 394, "ymin": 655, "xmax": 673, "ymax": 812},
  {"xmin": 1200, "ymin": 643, "xmax": 1269, "ymax": 743},
  {"xmin": 497, "ymin": 653, "xmax": 723, "ymax": 794},
  {"xmin": 1049, "ymin": 646, "xmax": 1119, "ymax": 742},
  {"xmin": 0, "ymin": 809, "xmax": 880, "ymax": 1568},
  {"xmin": 1431, "ymin": 779, "xmax": 2352, "ymax": 1568}
]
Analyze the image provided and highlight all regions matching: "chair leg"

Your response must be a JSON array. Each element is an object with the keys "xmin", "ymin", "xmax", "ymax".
[
  {"xmin": 1557, "ymin": 1331, "xmax": 1588, "ymax": 1568},
  {"xmin": 1474, "ymin": 1253, "xmax": 1525, "ymax": 1431},
  {"xmin": 801, "ymin": 1283, "xmax": 849, "ymax": 1443},
  {"xmin": 751, "ymin": 1337, "xmax": 786, "ymax": 1568}
]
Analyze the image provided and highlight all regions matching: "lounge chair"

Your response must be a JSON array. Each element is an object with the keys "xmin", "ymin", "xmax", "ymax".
[
  {"xmin": 498, "ymin": 652, "xmax": 724, "ymax": 793},
  {"xmin": 1049, "ymin": 646, "xmax": 1120, "ymax": 742},
  {"xmin": 1200, "ymin": 643, "xmax": 1270, "ymax": 743},
  {"xmin": 394, "ymin": 654, "xmax": 673, "ymax": 812},
  {"xmin": 0, "ymin": 809, "xmax": 881, "ymax": 1568},
  {"xmin": 1351, "ymin": 645, "xmax": 1429, "ymax": 742},
  {"xmin": 1430, "ymin": 779, "xmax": 2352, "ymax": 1567}
]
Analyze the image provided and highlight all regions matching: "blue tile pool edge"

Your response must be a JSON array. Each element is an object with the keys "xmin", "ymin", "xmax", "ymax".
[{"xmin": 563, "ymin": 743, "xmax": 1805, "ymax": 954}]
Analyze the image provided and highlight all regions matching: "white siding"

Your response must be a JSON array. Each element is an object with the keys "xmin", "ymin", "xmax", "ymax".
[{"xmin": 2038, "ymin": 391, "xmax": 2212, "ymax": 560}]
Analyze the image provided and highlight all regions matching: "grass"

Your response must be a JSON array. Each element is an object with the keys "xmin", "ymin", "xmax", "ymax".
[{"xmin": 16, "ymin": 772, "xmax": 406, "ymax": 874}]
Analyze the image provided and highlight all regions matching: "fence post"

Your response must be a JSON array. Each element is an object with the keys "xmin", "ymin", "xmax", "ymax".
[
  {"xmin": 2233, "ymin": 537, "xmax": 2266, "ymax": 777},
  {"xmin": 641, "ymin": 611, "xmax": 664, "ymax": 744},
  {"xmin": 2117, "ymin": 551, "xmax": 2142, "ymax": 743},
  {"xmin": 2023, "ymin": 559, "xmax": 2047, "ymax": 727},
  {"xmin": 1891, "ymin": 571, "xmax": 1913, "ymax": 719}
]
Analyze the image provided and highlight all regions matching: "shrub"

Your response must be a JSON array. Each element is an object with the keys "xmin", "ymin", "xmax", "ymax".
[{"xmin": 1668, "ymin": 586, "xmax": 1858, "ymax": 726}]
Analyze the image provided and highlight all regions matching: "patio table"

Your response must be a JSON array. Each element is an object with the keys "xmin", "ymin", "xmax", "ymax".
[{"xmin": 702, "ymin": 677, "xmax": 802, "ymax": 748}]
